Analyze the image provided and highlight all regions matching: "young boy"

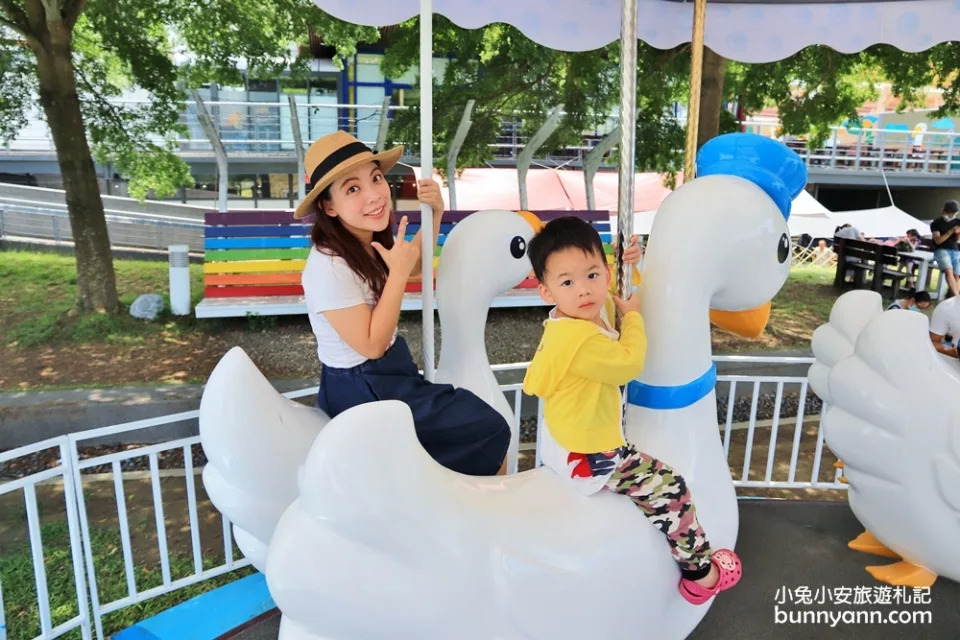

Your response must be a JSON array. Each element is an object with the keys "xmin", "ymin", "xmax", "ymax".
[{"xmin": 521, "ymin": 216, "xmax": 741, "ymax": 605}]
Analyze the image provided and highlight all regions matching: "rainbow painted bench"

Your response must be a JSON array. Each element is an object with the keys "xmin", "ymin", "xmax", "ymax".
[{"xmin": 194, "ymin": 209, "xmax": 613, "ymax": 319}]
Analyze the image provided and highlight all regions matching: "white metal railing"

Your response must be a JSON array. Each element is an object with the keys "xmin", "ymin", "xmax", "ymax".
[
  {"xmin": 0, "ymin": 204, "xmax": 204, "ymax": 254},
  {"xmin": 1, "ymin": 357, "xmax": 842, "ymax": 640},
  {"xmin": 0, "ymin": 437, "xmax": 92, "ymax": 640},
  {"xmin": 5, "ymin": 100, "xmax": 957, "ymax": 175},
  {"xmin": 66, "ymin": 415, "xmax": 249, "ymax": 640}
]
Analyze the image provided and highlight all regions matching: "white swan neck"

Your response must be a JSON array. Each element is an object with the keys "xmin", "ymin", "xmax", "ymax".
[{"xmin": 637, "ymin": 264, "xmax": 715, "ymax": 387}]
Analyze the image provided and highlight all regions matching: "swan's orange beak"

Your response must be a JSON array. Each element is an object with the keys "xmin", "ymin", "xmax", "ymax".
[
  {"xmin": 518, "ymin": 210, "xmax": 544, "ymax": 233},
  {"xmin": 709, "ymin": 302, "xmax": 772, "ymax": 339}
]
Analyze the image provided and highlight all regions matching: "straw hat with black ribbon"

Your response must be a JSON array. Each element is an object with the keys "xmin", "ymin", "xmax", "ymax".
[{"xmin": 294, "ymin": 131, "xmax": 404, "ymax": 220}]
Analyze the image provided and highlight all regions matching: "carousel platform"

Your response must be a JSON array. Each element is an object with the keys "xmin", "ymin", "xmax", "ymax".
[
  {"xmin": 691, "ymin": 500, "xmax": 959, "ymax": 640},
  {"xmin": 118, "ymin": 500, "xmax": 959, "ymax": 640}
]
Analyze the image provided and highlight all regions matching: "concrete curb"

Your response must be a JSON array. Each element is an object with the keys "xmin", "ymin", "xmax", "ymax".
[{"xmin": 0, "ymin": 378, "xmax": 318, "ymax": 449}]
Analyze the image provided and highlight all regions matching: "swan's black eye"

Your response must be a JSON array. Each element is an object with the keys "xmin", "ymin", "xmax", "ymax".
[
  {"xmin": 777, "ymin": 233, "xmax": 790, "ymax": 264},
  {"xmin": 511, "ymin": 236, "xmax": 526, "ymax": 259}
]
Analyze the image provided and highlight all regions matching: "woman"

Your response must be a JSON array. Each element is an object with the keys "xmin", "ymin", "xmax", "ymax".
[{"xmin": 296, "ymin": 131, "xmax": 510, "ymax": 476}]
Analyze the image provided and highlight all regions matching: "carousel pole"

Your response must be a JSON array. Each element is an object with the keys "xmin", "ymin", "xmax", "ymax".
[
  {"xmin": 615, "ymin": 0, "xmax": 638, "ymax": 325},
  {"xmin": 419, "ymin": 0, "xmax": 436, "ymax": 381},
  {"xmin": 683, "ymin": 0, "xmax": 708, "ymax": 180}
]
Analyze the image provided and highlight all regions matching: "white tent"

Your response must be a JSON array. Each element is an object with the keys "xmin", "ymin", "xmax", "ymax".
[
  {"xmin": 787, "ymin": 191, "xmax": 837, "ymax": 239},
  {"xmin": 828, "ymin": 205, "xmax": 932, "ymax": 238},
  {"xmin": 791, "ymin": 190, "xmax": 830, "ymax": 217}
]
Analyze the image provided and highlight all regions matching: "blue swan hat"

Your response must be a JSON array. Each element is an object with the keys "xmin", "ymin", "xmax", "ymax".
[{"xmin": 695, "ymin": 133, "xmax": 807, "ymax": 220}]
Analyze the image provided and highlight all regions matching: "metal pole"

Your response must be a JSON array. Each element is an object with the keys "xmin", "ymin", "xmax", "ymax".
[
  {"xmin": 517, "ymin": 106, "xmax": 563, "ymax": 209},
  {"xmin": 901, "ymin": 131, "xmax": 909, "ymax": 171},
  {"xmin": 191, "ymin": 90, "xmax": 229, "ymax": 212},
  {"xmin": 447, "ymin": 99, "xmax": 475, "ymax": 211},
  {"xmin": 420, "ymin": 0, "xmax": 436, "ymax": 381},
  {"xmin": 880, "ymin": 168, "xmax": 894, "ymax": 207},
  {"xmin": 616, "ymin": 0, "xmax": 638, "ymax": 317},
  {"xmin": 948, "ymin": 134, "xmax": 956, "ymax": 175},
  {"xmin": 584, "ymin": 125, "xmax": 621, "ymax": 211},
  {"xmin": 855, "ymin": 127, "xmax": 863, "ymax": 170},
  {"xmin": 375, "ymin": 96, "xmax": 392, "ymax": 152},
  {"xmin": 830, "ymin": 129, "xmax": 838, "ymax": 168},
  {"xmin": 878, "ymin": 128, "xmax": 887, "ymax": 172},
  {"xmin": 288, "ymin": 95, "xmax": 306, "ymax": 201},
  {"xmin": 682, "ymin": 0, "xmax": 708, "ymax": 180}
]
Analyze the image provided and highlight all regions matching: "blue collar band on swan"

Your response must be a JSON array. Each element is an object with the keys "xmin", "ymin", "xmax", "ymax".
[{"xmin": 627, "ymin": 132, "xmax": 806, "ymax": 410}]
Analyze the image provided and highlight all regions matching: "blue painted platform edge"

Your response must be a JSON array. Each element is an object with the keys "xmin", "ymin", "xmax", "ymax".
[{"xmin": 113, "ymin": 572, "xmax": 274, "ymax": 640}]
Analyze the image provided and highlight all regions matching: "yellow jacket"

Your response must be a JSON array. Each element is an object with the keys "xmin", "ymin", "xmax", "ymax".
[{"xmin": 522, "ymin": 310, "xmax": 647, "ymax": 453}]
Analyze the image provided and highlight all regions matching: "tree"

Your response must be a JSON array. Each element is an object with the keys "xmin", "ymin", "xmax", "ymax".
[
  {"xmin": 0, "ymin": 0, "xmax": 377, "ymax": 312},
  {"xmin": 727, "ymin": 46, "xmax": 881, "ymax": 148},
  {"xmin": 380, "ymin": 16, "xmax": 691, "ymax": 179},
  {"xmin": 696, "ymin": 47, "xmax": 729, "ymax": 151},
  {"xmin": 723, "ymin": 43, "xmax": 960, "ymax": 148},
  {"xmin": 868, "ymin": 42, "xmax": 960, "ymax": 114},
  {"xmin": 380, "ymin": 18, "xmax": 959, "ymax": 178}
]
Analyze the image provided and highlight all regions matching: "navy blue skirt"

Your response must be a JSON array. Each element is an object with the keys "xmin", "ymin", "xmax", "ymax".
[{"xmin": 316, "ymin": 336, "xmax": 510, "ymax": 476}]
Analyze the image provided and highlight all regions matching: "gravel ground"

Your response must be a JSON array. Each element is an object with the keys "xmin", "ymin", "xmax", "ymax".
[{"xmin": 218, "ymin": 306, "xmax": 547, "ymax": 381}]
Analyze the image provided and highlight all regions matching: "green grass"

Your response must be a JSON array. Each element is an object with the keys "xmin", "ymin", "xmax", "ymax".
[
  {"xmin": 786, "ymin": 265, "xmax": 834, "ymax": 286},
  {"xmin": 0, "ymin": 521, "xmax": 253, "ymax": 640},
  {"xmin": 779, "ymin": 266, "xmax": 837, "ymax": 317},
  {"xmin": 1, "ymin": 250, "xmax": 843, "ymax": 352},
  {"xmin": 0, "ymin": 251, "xmax": 210, "ymax": 348}
]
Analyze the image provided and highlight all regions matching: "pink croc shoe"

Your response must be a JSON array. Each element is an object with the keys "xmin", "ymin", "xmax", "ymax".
[{"xmin": 679, "ymin": 549, "xmax": 742, "ymax": 605}]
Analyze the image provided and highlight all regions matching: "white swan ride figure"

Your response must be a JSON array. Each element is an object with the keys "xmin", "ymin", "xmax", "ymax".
[
  {"xmin": 199, "ymin": 132, "xmax": 806, "ymax": 639},
  {"xmin": 809, "ymin": 290, "xmax": 960, "ymax": 587}
]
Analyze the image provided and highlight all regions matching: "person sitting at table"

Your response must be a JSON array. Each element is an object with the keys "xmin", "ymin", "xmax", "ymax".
[
  {"xmin": 835, "ymin": 223, "xmax": 864, "ymax": 242},
  {"xmin": 887, "ymin": 290, "xmax": 931, "ymax": 312},
  {"xmin": 888, "ymin": 229, "xmax": 923, "ymax": 288},
  {"xmin": 834, "ymin": 224, "xmax": 867, "ymax": 267}
]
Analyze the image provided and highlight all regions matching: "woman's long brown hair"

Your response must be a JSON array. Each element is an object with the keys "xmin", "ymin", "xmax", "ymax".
[{"xmin": 310, "ymin": 183, "xmax": 396, "ymax": 299}]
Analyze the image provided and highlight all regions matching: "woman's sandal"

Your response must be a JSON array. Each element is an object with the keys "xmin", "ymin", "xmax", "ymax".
[{"xmin": 679, "ymin": 548, "xmax": 743, "ymax": 605}]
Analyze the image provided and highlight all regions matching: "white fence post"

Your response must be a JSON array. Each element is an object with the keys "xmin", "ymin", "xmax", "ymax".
[{"xmin": 0, "ymin": 437, "xmax": 93, "ymax": 640}]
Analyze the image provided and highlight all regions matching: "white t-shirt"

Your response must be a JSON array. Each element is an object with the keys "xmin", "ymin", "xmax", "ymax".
[
  {"xmin": 539, "ymin": 306, "xmax": 624, "ymax": 496},
  {"xmin": 301, "ymin": 247, "xmax": 396, "ymax": 368},
  {"xmin": 930, "ymin": 296, "xmax": 960, "ymax": 340}
]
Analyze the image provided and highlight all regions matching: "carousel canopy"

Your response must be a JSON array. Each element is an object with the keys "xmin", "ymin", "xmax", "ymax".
[{"xmin": 314, "ymin": 0, "xmax": 954, "ymax": 62}]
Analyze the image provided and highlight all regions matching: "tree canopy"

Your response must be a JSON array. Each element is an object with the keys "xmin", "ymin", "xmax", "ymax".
[
  {"xmin": 0, "ymin": 0, "xmax": 378, "ymax": 310},
  {"xmin": 0, "ymin": 0, "xmax": 379, "ymax": 199},
  {"xmin": 381, "ymin": 17, "xmax": 959, "ymax": 178}
]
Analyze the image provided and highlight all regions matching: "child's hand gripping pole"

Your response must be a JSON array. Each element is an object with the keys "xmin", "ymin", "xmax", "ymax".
[{"xmin": 611, "ymin": 233, "xmax": 643, "ymax": 326}]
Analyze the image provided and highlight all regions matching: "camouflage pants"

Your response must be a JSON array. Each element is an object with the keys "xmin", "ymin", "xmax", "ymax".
[{"xmin": 605, "ymin": 444, "xmax": 711, "ymax": 574}]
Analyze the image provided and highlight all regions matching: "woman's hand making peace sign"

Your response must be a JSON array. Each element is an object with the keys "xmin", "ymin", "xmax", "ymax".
[{"xmin": 372, "ymin": 215, "xmax": 422, "ymax": 277}]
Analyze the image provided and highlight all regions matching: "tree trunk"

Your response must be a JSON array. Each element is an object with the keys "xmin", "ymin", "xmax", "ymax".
[
  {"xmin": 33, "ymin": 22, "xmax": 119, "ymax": 312},
  {"xmin": 696, "ymin": 47, "xmax": 728, "ymax": 151}
]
